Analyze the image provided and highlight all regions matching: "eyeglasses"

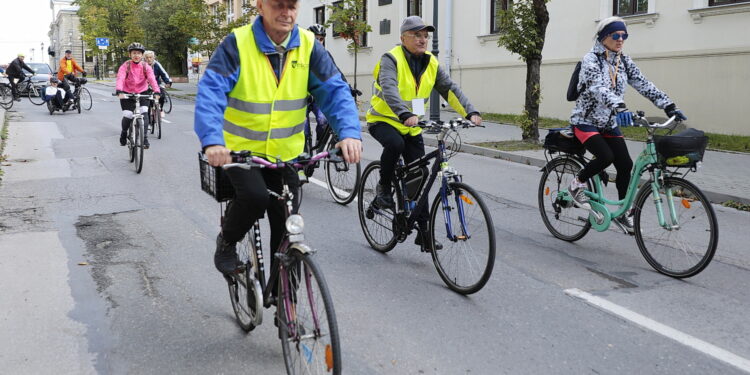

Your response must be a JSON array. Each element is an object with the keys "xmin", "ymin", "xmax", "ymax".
[
  {"xmin": 405, "ymin": 33, "xmax": 430, "ymax": 41},
  {"xmin": 610, "ymin": 32, "xmax": 629, "ymax": 41}
]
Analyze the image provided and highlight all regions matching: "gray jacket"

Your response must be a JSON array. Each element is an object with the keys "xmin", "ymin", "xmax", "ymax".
[
  {"xmin": 372, "ymin": 46, "xmax": 478, "ymax": 122},
  {"xmin": 570, "ymin": 42, "xmax": 673, "ymax": 128}
]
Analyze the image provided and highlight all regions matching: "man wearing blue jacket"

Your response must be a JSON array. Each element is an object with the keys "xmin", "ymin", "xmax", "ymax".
[{"xmin": 194, "ymin": 0, "xmax": 362, "ymax": 275}]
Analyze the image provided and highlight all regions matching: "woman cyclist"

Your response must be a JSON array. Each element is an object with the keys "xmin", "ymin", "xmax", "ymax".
[
  {"xmin": 116, "ymin": 43, "xmax": 161, "ymax": 149},
  {"xmin": 143, "ymin": 50, "xmax": 172, "ymax": 118},
  {"xmin": 568, "ymin": 16, "xmax": 687, "ymax": 232}
]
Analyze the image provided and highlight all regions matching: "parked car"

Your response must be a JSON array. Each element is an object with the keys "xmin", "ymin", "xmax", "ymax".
[{"xmin": 27, "ymin": 62, "xmax": 53, "ymax": 85}]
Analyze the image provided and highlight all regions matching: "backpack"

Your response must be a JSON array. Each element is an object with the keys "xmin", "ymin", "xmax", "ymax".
[{"xmin": 566, "ymin": 53, "xmax": 627, "ymax": 102}]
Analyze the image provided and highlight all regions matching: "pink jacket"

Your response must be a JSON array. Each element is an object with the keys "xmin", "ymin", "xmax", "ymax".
[{"xmin": 116, "ymin": 60, "xmax": 161, "ymax": 94}]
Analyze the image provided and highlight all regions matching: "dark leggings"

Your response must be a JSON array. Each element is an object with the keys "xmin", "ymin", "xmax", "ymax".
[
  {"xmin": 577, "ymin": 135, "xmax": 633, "ymax": 200},
  {"xmin": 119, "ymin": 94, "xmax": 150, "ymax": 137}
]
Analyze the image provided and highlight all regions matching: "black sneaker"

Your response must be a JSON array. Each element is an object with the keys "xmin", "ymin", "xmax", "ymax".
[
  {"xmin": 214, "ymin": 234, "xmax": 240, "ymax": 274},
  {"xmin": 373, "ymin": 183, "xmax": 394, "ymax": 210},
  {"xmin": 415, "ymin": 229, "xmax": 443, "ymax": 252},
  {"xmin": 119, "ymin": 136, "xmax": 127, "ymax": 146},
  {"xmin": 143, "ymin": 138, "xmax": 150, "ymax": 149}
]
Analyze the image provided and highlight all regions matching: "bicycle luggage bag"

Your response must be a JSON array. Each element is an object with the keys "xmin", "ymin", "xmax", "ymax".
[
  {"xmin": 543, "ymin": 128, "xmax": 585, "ymax": 155},
  {"xmin": 653, "ymin": 128, "xmax": 708, "ymax": 168}
]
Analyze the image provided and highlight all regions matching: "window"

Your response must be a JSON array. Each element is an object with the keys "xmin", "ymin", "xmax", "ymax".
[
  {"xmin": 709, "ymin": 0, "xmax": 750, "ymax": 4},
  {"xmin": 314, "ymin": 5, "xmax": 325, "ymax": 26},
  {"xmin": 332, "ymin": 1, "xmax": 343, "ymax": 37},
  {"xmin": 226, "ymin": 0, "xmax": 234, "ymax": 22},
  {"xmin": 408, "ymin": 0, "xmax": 421, "ymax": 16},
  {"xmin": 613, "ymin": 0, "xmax": 648, "ymax": 16},
  {"xmin": 241, "ymin": 0, "xmax": 250, "ymax": 14},
  {"xmin": 211, "ymin": 3, "xmax": 219, "ymax": 17},
  {"xmin": 490, "ymin": 0, "xmax": 511, "ymax": 34}
]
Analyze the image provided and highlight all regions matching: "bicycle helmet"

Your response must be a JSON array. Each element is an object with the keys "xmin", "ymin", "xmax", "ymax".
[
  {"xmin": 308, "ymin": 24, "xmax": 326, "ymax": 36},
  {"xmin": 49, "ymin": 77, "xmax": 59, "ymax": 84},
  {"xmin": 127, "ymin": 42, "xmax": 146, "ymax": 53}
]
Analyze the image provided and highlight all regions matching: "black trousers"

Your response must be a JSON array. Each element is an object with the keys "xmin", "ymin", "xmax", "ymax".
[
  {"xmin": 119, "ymin": 94, "xmax": 151, "ymax": 138},
  {"xmin": 577, "ymin": 135, "xmax": 633, "ymax": 200},
  {"xmin": 368, "ymin": 122, "xmax": 429, "ymax": 227},
  {"xmin": 58, "ymin": 80, "xmax": 74, "ymax": 102},
  {"xmin": 222, "ymin": 166, "xmax": 300, "ymax": 254},
  {"xmin": 9, "ymin": 75, "xmax": 24, "ymax": 98}
]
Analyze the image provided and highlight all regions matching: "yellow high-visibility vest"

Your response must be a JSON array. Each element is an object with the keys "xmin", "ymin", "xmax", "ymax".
[
  {"xmin": 223, "ymin": 24, "xmax": 314, "ymax": 161},
  {"xmin": 366, "ymin": 46, "xmax": 438, "ymax": 136}
]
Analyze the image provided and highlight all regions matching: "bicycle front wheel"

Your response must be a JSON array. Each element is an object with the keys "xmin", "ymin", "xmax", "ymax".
[
  {"xmin": 28, "ymin": 86, "xmax": 44, "ymax": 105},
  {"xmin": 357, "ymin": 161, "xmax": 398, "ymax": 253},
  {"xmin": 430, "ymin": 181, "xmax": 496, "ymax": 294},
  {"xmin": 538, "ymin": 157, "xmax": 592, "ymax": 241},
  {"xmin": 228, "ymin": 227, "xmax": 263, "ymax": 331},
  {"xmin": 155, "ymin": 104, "xmax": 162, "ymax": 139},
  {"xmin": 127, "ymin": 123, "xmax": 135, "ymax": 162},
  {"xmin": 134, "ymin": 119, "xmax": 144, "ymax": 173},
  {"xmin": 633, "ymin": 176, "xmax": 718, "ymax": 278},
  {"xmin": 0, "ymin": 85, "xmax": 13, "ymax": 109},
  {"xmin": 324, "ymin": 137, "xmax": 360, "ymax": 205},
  {"xmin": 278, "ymin": 251, "xmax": 341, "ymax": 375},
  {"xmin": 80, "ymin": 88, "xmax": 92, "ymax": 110},
  {"xmin": 163, "ymin": 91, "xmax": 172, "ymax": 113}
]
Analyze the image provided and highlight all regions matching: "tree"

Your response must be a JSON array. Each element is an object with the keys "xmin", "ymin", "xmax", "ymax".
[
  {"xmin": 325, "ymin": 0, "xmax": 372, "ymax": 91},
  {"xmin": 185, "ymin": 1, "xmax": 258, "ymax": 59},
  {"xmin": 496, "ymin": 0, "xmax": 550, "ymax": 142},
  {"xmin": 76, "ymin": 0, "xmax": 145, "ymax": 66}
]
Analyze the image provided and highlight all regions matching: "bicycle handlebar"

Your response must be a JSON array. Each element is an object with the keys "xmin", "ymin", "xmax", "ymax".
[
  {"xmin": 112, "ymin": 92, "xmax": 156, "ymax": 100},
  {"xmin": 418, "ymin": 118, "xmax": 484, "ymax": 130},
  {"xmin": 200, "ymin": 148, "xmax": 343, "ymax": 171},
  {"xmin": 631, "ymin": 111, "xmax": 678, "ymax": 129}
]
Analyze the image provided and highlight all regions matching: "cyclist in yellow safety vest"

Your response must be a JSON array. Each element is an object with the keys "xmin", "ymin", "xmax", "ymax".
[
  {"xmin": 195, "ymin": 0, "xmax": 362, "ymax": 275},
  {"xmin": 366, "ymin": 16, "xmax": 483, "ymax": 253}
]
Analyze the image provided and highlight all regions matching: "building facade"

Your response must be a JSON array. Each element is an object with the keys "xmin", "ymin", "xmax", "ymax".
[
  {"xmin": 48, "ymin": 0, "xmax": 91, "ymax": 74},
  {"xmin": 298, "ymin": 0, "xmax": 750, "ymax": 135}
]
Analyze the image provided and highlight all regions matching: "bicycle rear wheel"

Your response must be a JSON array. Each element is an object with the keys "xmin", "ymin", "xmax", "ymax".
[
  {"xmin": 163, "ymin": 91, "xmax": 172, "ymax": 113},
  {"xmin": 155, "ymin": 104, "xmax": 162, "ymax": 139},
  {"xmin": 324, "ymin": 137, "xmax": 360, "ymax": 205},
  {"xmin": 0, "ymin": 85, "xmax": 13, "ymax": 109},
  {"xmin": 430, "ymin": 181, "xmax": 496, "ymax": 294},
  {"xmin": 79, "ymin": 88, "xmax": 92, "ymax": 110},
  {"xmin": 278, "ymin": 251, "xmax": 341, "ymax": 375},
  {"xmin": 134, "ymin": 119, "xmax": 144, "ymax": 173},
  {"xmin": 28, "ymin": 85, "xmax": 44, "ymax": 105},
  {"xmin": 538, "ymin": 157, "xmax": 592, "ymax": 241},
  {"xmin": 227, "ymin": 223, "xmax": 263, "ymax": 331},
  {"xmin": 357, "ymin": 161, "xmax": 398, "ymax": 253},
  {"xmin": 633, "ymin": 176, "xmax": 718, "ymax": 278}
]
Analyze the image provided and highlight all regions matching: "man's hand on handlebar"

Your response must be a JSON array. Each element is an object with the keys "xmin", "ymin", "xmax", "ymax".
[
  {"xmin": 335, "ymin": 138, "xmax": 362, "ymax": 164},
  {"xmin": 469, "ymin": 114, "xmax": 482, "ymax": 126},
  {"xmin": 404, "ymin": 115, "xmax": 419, "ymax": 127},
  {"xmin": 205, "ymin": 145, "xmax": 232, "ymax": 167},
  {"xmin": 118, "ymin": 93, "xmax": 127, "ymax": 99}
]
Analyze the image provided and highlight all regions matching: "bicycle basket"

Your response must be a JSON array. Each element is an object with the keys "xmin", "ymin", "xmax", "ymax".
[
  {"xmin": 653, "ymin": 128, "xmax": 708, "ymax": 168},
  {"xmin": 198, "ymin": 153, "xmax": 235, "ymax": 202},
  {"xmin": 543, "ymin": 128, "xmax": 585, "ymax": 155}
]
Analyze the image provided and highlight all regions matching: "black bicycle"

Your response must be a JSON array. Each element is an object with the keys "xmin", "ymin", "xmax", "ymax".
[
  {"xmin": 72, "ymin": 77, "xmax": 92, "ymax": 112},
  {"xmin": 16, "ymin": 74, "xmax": 44, "ymax": 105},
  {"xmin": 199, "ymin": 149, "xmax": 342, "ymax": 374},
  {"xmin": 358, "ymin": 119, "xmax": 496, "ymax": 295},
  {"xmin": 147, "ymin": 95, "xmax": 162, "ymax": 139},
  {"xmin": 160, "ymin": 85, "xmax": 172, "ymax": 114},
  {"xmin": 0, "ymin": 80, "xmax": 13, "ymax": 110},
  {"xmin": 301, "ymin": 122, "xmax": 361, "ymax": 205}
]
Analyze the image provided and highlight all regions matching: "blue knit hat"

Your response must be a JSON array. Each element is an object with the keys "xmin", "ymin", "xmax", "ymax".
[{"xmin": 598, "ymin": 21, "xmax": 627, "ymax": 41}]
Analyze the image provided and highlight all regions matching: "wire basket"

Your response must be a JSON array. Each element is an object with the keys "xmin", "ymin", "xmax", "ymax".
[
  {"xmin": 653, "ymin": 129, "xmax": 708, "ymax": 168},
  {"xmin": 198, "ymin": 153, "xmax": 235, "ymax": 202}
]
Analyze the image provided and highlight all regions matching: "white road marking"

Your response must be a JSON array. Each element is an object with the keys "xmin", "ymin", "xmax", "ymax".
[
  {"xmin": 162, "ymin": 119, "xmax": 172, "ymax": 123},
  {"xmin": 565, "ymin": 288, "xmax": 750, "ymax": 373},
  {"xmin": 307, "ymin": 176, "xmax": 358, "ymax": 204}
]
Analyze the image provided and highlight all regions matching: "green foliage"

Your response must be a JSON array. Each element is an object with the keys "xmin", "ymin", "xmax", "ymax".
[
  {"xmin": 325, "ymin": 0, "xmax": 372, "ymax": 90},
  {"xmin": 76, "ymin": 0, "xmax": 146, "ymax": 62},
  {"xmin": 722, "ymin": 200, "xmax": 750, "ymax": 212},
  {"xmin": 496, "ymin": 0, "xmax": 550, "ymax": 62},
  {"xmin": 189, "ymin": 1, "xmax": 258, "ymax": 58}
]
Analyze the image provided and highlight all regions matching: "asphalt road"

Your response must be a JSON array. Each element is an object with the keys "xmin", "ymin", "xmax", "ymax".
[{"xmin": 1, "ymin": 83, "xmax": 749, "ymax": 374}]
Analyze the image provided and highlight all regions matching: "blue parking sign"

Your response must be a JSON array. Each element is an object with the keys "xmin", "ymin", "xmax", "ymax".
[{"xmin": 96, "ymin": 38, "xmax": 110, "ymax": 47}]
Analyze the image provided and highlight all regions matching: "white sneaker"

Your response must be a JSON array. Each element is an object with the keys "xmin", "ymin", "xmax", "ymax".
[
  {"xmin": 614, "ymin": 213, "xmax": 634, "ymax": 233},
  {"xmin": 160, "ymin": 110, "xmax": 165, "ymax": 118},
  {"xmin": 569, "ymin": 180, "xmax": 590, "ymax": 209}
]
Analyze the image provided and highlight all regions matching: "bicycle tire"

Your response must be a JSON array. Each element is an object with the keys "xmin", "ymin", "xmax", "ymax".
[
  {"xmin": 27, "ymin": 85, "xmax": 44, "ymax": 105},
  {"xmin": 134, "ymin": 118, "xmax": 144, "ymax": 173},
  {"xmin": 357, "ymin": 161, "xmax": 398, "ymax": 253},
  {"xmin": 0, "ymin": 85, "xmax": 13, "ymax": 109},
  {"xmin": 47, "ymin": 100, "xmax": 54, "ymax": 115},
  {"xmin": 148, "ymin": 107, "xmax": 155, "ymax": 134},
  {"xmin": 632, "ymin": 176, "xmax": 718, "ymax": 278},
  {"xmin": 227, "ymin": 228, "xmax": 263, "ymax": 331},
  {"xmin": 163, "ymin": 91, "xmax": 172, "ymax": 114},
  {"xmin": 278, "ymin": 251, "xmax": 341, "ymax": 375},
  {"xmin": 79, "ymin": 87, "xmax": 92, "ymax": 110},
  {"xmin": 76, "ymin": 96, "xmax": 81, "ymax": 113},
  {"xmin": 538, "ymin": 157, "xmax": 592, "ymax": 241},
  {"xmin": 128, "ymin": 123, "xmax": 135, "ymax": 163},
  {"xmin": 155, "ymin": 104, "xmax": 162, "ymax": 139},
  {"xmin": 324, "ymin": 136, "xmax": 360, "ymax": 205},
  {"xmin": 430, "ymin": 181, "xmax": 496, "ymax": 295}
]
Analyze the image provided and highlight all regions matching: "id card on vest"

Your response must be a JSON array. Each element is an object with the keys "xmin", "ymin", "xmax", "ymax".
[{"xmin": 412, "ymin": 98, "xmax": 425, "ymax": 116}]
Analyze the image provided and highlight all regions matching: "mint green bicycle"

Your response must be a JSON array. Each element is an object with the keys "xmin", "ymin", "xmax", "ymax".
[{"xmin": 538, "ymin": 114, "xmax": 718, "ymax": 278}]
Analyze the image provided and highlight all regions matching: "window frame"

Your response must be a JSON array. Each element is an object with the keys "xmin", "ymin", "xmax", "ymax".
[
  {"xmin": 613, "ymin": 0, "xmax": 648, "ymax": 16},
  {"xmin": 407, "ymin": 0, "xmax": 422, "ymax": 17},
  {"xmin": 226, "ymin": 0, "xmax": 234, "ymax": 22},
  {"xmin": 709, "ymin": 0, "xmax": 750, "ymax": 5},
  {"xmin": 490, "ymin": 0, "xmax": 511, "ymax": 34},
  {"xmin": 314, "ymin": 5, "xmax": 326, "ymax": 26},
  {"xmin": 331, "ymin": 1, "xmax": 344, "ymax": 38}
]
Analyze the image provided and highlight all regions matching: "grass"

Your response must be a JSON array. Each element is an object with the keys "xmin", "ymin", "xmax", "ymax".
[
  {"xmin": 474, "ymin": 140, "xmax": 544, "ymax": 152},
  {"xmin": 0, "ymin": 113, "xmax": 8, "ymax": 181},
  {"xmin": 483, "ymin": 112, "xmax": 569, "ymax": 129},
  {"xmin": 722, "ymin": 200, "xmax": 750, "ymax": 212}
]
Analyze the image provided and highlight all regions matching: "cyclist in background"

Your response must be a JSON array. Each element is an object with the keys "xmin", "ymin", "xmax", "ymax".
[
  {"xmin": 5, "ymin": 53, "xmax": 35, "ymax": 101},
  {"xmin": 567, "ymin": 16, "xmax": 687, "ymax": 231},
  {"xmin": 115, "ymin": 42, "xmax": 161, "ymax": 149},
  {"xmin": 58, "ymin": 49, "xmax": 86, "ymax": 105},
  {"xmin": 43, "ymin": 77, "xmax": 67, "ymax": 109},
  {"xmin": 143, "ymin": 50, "xmax": 172, "ymax": 118},
  {"xmin": 366, "ymin": 16, "xmax": 481, "ymax": 252}
]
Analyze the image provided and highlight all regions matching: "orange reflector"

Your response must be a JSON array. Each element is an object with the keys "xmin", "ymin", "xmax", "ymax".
[
  {"xmin": 545, "ymin": 187, "xmax": 550, "ymax": 196},
  {"xmin": 460, "ymin": 195, "xmax": 474, "ymax": 205},
  {"xmin": 326, "ymin": 345, "xmax": 334, "ymax": 371},
  {"xmin": 682, "ymin": 199, "xmax": 691, "ymax": 209}
]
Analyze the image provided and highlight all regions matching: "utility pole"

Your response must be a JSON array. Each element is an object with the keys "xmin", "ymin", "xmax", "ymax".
[{"xmin": 429, "ymin": 0, "xmax": 440, "ymax": 121}]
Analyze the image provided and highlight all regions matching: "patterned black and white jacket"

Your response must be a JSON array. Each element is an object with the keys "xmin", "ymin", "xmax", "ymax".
[{"xmin": 570, "ymin": 42, "xmax": 673, "ymax": 129}]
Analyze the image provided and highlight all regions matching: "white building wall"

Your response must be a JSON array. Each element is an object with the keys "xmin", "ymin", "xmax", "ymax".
[{"xmin": 300, "ymin": 0, "xmax": 750, "ymax": 135}]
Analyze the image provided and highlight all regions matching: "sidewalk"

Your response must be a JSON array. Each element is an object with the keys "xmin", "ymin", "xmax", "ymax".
[{"xmin": 90, "ymin": 79, "xmax": 750, "ymax": 205}]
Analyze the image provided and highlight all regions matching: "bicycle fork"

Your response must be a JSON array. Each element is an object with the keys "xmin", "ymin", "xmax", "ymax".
[{"xmin": 650, "ymin": 173, "xmax": 681, "ymax": 231}]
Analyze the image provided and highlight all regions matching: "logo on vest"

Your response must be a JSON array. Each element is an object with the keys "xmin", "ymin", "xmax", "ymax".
[{"xmin": 291, "ymin": 60, "xmax": 309, "ymax": 69}]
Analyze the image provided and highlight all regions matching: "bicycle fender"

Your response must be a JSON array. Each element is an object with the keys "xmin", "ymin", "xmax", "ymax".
[
  {"xmin": 289, "ymin": 242, "xmax": 314, "ymax": 255},
  {"xmin": 588, "ymin": 200, "xmax": 611, "ymax": 232}
]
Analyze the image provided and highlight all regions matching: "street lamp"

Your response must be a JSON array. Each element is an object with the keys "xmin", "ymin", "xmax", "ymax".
[
  {"xmin": 429, "ymin": 0, "xmax": 441, "ymax": 121},
  {"xmin": 81, "ymin": 33, "xmax": 85, "ymax": 70}
]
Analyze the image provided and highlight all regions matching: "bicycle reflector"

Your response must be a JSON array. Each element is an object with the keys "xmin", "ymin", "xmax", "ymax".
[
  {"xmin": 460, "ymin": 194, "xmax": 474, "ymax": 205},
  {"xmin": 682, "ymin": 199, "xmax": 691, "ymax": 209},
  {"xmin": 285, "ymin": 214, "xmax": 305, "ymax": 234},
  {"xmin": 326, "ymin": 345, "xmax": 334, "ymax": 371}
]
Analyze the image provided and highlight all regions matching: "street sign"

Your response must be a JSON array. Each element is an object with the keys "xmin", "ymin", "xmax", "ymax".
[{"xmin": 96, "ymin": 38, "xmax": 109, "ymax": 50}]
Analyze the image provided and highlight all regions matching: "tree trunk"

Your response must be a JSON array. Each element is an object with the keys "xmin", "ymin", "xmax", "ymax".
[{"xmin": 523, "ymin": 58, "xmax": 541, "ymax": 142}]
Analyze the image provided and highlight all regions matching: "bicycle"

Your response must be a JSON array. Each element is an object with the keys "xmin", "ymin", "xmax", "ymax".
[
  {"xmin": 198, "ymin": 149, "xmax": 342, "ymax": 375},
  {"xmin": 16, "ymin": 74, "xmax": 44, "ymax": 105},
  {"xmin": 147, "ymin": 94, "xmax": 162, "ymax": 139},
  {"xmin": 358, "ymin": 119, "xmax": 496, "ymax": 295},
  {"xmin": 72, "ymin": 77, "xmax": 92, "ymax": 112},
  {"xmin": 160, "ymin": 85, "xmax": 172, "ymax": 114},
  {"xmin": 301, "ymin": 119, "xmax": 361, "ymax": 205},
  {"xmin": 538, "ymin": 113, "xmax": 718, "ymax": 278},
  {"xmin": 114, "ymin": 92, "xmax": 152, "ymax": 174},
  {"xmin": 0, "ymin": 79, "xmax": 13, "ymax": 110}
]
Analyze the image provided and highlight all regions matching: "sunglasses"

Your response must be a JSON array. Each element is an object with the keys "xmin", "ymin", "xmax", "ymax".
[{"xmin": 611, "ymin": 32, "xmax": 629, "ymax": 41}]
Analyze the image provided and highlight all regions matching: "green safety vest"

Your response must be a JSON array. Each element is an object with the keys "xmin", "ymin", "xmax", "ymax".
[
  {"xmin": 223, "ymin": 24, "xmax": 314, "ymax": 161},
  {"xmin": 366, "ymin": 46, "xmax": 438, "ymax": 136}
]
